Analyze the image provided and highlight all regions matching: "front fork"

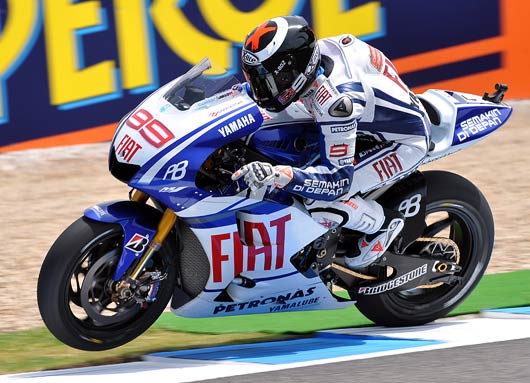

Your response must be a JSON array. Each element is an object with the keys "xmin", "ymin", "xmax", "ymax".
[{"xmin": 117, "ymin": 190, "xmax": 177, "ymax": 292}]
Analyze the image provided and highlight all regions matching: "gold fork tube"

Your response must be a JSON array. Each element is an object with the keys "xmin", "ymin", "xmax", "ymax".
[
  {"xmin": 128, "ymin": 208, "xmax": 177, "ymax": 281},
  {"xmin": 130, "ymin": 189, "xmax": 149, "ymax": 204}
]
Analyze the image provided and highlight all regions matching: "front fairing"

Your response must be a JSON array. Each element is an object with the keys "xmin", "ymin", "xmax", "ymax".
[
  {"xmin": 110, "ymin": 60, "xmax": 259, "ymax": 169},
  {"xmin": 108, "ymin": 59, "xmax": 266, "ymax": 209}
]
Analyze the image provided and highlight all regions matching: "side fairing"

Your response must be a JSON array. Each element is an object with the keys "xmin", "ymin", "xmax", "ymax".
[{"xmin": 170, "ymin": 201, "xmax": 354, "ymax": 317}]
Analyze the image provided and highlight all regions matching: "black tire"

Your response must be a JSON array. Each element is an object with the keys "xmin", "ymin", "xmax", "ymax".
[
  {"xmin": 354, "ymin": 170, "xmax": 494, "ymax": 326},
  {"xmin": 37, "ymin": 217, "xmax": 177, "ymax": 351}
]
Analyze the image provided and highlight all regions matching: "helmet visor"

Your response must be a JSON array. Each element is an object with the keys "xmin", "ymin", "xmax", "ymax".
[{"xmin": 243, "ymin": 57, "xmax": 300, "ymax": 109}]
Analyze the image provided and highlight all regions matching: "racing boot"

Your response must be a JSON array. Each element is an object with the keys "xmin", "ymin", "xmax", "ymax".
[{"xmin": 344, "ymin": 209, "xmax": 404, "ymax": 270}]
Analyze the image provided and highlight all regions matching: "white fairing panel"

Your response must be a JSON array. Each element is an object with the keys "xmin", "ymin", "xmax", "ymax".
[{"xmin": 419, "ymin": 89, "xmax": 512, "ymax": 164}]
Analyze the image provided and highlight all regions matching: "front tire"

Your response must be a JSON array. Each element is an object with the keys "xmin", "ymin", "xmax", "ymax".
[
  {"xmin": 353, "ymin": 170, "xmax": 494, "ymax": 326},
  {"xmin": 37, "ymin": 217, "xmax": 177, "ymax": 350}
]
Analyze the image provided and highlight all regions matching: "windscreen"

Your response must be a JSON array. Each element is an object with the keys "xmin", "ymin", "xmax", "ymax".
[{"xmin": 164, "ymin": 57, "xmax": 241, "ymax": 110}]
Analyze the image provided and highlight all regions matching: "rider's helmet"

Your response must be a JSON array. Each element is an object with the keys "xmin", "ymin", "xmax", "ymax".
[{"xmin": 241, "ymin": 16, "xmax": 321, "ymax": 112}]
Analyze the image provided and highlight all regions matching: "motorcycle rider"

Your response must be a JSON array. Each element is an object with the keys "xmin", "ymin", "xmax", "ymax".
[{"xmin": 232, "ymin": 16, "xmax": 431, "ymax": 270}]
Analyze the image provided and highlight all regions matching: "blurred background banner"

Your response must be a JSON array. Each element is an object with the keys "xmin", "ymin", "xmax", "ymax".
[{"xmin": 0, "ymin": 0, "xmax": 527, "ymax": 152}]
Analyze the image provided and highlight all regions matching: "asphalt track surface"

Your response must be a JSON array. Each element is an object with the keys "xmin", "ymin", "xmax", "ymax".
[
  {"xmin": 4, "ymin": 312, "xmax": 530, "ymax": 383},
  {"xmin": 208, "ymin": 338, "xmax": 530, "ymax": 383}
]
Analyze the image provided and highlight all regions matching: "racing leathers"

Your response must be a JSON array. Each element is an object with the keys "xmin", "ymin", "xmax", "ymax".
[{"xmin": 234, "ymin": 35, "xmax": 431, "ymax": 269}]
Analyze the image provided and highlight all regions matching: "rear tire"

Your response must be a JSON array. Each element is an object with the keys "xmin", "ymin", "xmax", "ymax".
[
  {"xmin": 353, "ymin": 171, "xmax": 494, "ymax": 326},
  {"xmin": 37, "ymin": 217, "xmax": 177, "ymax": 350}
]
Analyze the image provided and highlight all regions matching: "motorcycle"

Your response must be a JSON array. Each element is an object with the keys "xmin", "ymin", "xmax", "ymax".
[{"xmin": 37, "ymin": 57, "xmax": 512, "ymax": 351}]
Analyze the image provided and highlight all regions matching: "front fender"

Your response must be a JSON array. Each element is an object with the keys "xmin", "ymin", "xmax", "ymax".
[{"xmin": 84, "ymin": 201, "xmax": 163, "ymax": 280}]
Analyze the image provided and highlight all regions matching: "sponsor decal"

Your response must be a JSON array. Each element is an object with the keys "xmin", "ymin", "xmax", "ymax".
[
  {"xmin": 301, "ymin": 82, "xmax": 318, "ymax": 99},
  {"xmin": 456, "ymin": 108, "xmax": 502, "ymax": 143},
  {"xmin": 89, "ymin": 205, "xmax": 107, "ymax": 217},
  {"xmin": 260, "ymin": 108, "xmax": 272, "ymax": 121},
  {"xmin": 217, "ymin": 113, "xmax": 256, "ymax": 138},
  {"xmin": 278, "ymin": 87, "xmax": 296, "ymax": 105},
  {"xmin": 372, "ymin": 152, "xmax": 403, "ymax": 181},
  {"xmin": 213, "ymin": 287, "xmax": 317, "ymax": 314},
  {"xmin": 159, "ymin": 104, "xmax": 171, "ymax": 113},
  {"xmin": 340, "ymin": 34, "xmax": 355, "ymax": 46},
  {"xmin": 196, "ymin": 90, "xmax": 235, "ymax": 109},
  {"xmin": 242, "ymin": 50, "xmax": 259, "ymax": 65},
  {"xmin": 211, "ymin": 214, "xmax": 291, "ymax": 283},
  {"xmin": 329, "ymin": 143, "xmax": 349, "ymax": 157},
  {"xmin": 329, "ymin": 97, "xmax": 353, "ymax": 117},
  {"xmin": 304, "ymin": 44, "xmax": 321, "ymax": 77},
  {"xmin": 163, "ymin": 160, "xmax": 188, "ymax": 181},
  {"xmin": 115, "ymin": 134, "xmax": 142, "ymax": 162},
  {"xmin": 208, "ymin": 100, "xmax": 244, "ymax": 118},
  {"xmin": 330, "ymin": 124, "xmax": 356, "ymax": 134},
  {"xmin": 319, "ymin": 220, "xmax": 334, "ymax": 229},
  {"xmin": 125, "ymin": 233, "xmax": 149, "ymax": 253},
  {"xmin": 357, "ymin": 142, "xmax": 391, "ymax": 159},
  {"xmin": 315, "ymin": 84, "xmax": 334, "ymax": 106},
  {"xmin": 159, "ymin": 186, "xmax": 186, "ymax": 193},
  {"xmin": 371, "ymin": 241, "xmax": 384, "ymax": 252},
  {"xmin": 398, "ymin": 194, "xmax": 422, "ymax": 218},
  {"xmin": 338, "ymin": 156, "xmax": 355, "ymax": 166},
  {"xmin": 358, "ymin": 264, "xmax": 428, "ymax": 295},
  {"xmin": 342, "ymin": 200, "xmax": 359, "ymax": 210},
  {"xmin": 293, "ymin": 178, "xmax": 350, "ymax": 197},
  {"xmin": 274, "ymin": 59, "xmax": 287, "ymax": 75}
]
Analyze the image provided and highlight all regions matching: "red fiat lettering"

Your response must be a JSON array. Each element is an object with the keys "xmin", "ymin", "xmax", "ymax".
[
  {"xmin": 244, "ymin": 221, "xmax": 272, "ymax": 271},
  {"xmin": 211, "ymin": 233, "xmax": 231, "ymax": 283},
  {"xmin": 270, "ymin": 214, "xmax": 290, "ymax": 268},
  {"xmin": 211, "ymin": 214, "xmax": 292, "ymax": 283},
  {"xmin": 115, "ymin": 134, "xmax": 142, "ymax": 162},
  {"xmin": 372, "ymin": 153, "xmax": 403, "ymax": 181},
  {"xmin": 315, "ymin": 85, "xmax": 333, "ymax": 106}
]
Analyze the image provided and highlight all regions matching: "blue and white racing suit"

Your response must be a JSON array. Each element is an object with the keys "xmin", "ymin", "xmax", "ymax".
[{"xmin": 282, "ymin": 35, "xmax": 431, "ymax": 233}]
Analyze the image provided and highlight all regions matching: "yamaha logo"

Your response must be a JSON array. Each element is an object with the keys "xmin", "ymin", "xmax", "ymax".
[{"xmin": 242, "ymin": 51, "xmax": 259, "ymax": 65}]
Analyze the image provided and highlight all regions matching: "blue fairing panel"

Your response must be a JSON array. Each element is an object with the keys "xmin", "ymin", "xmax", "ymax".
[
  {"xmin": 453, "ymin": 105, "xmax": 512, "ymax": 145},
  {"xmin": 84, "ymin": 201, "xmax": 163, "ymax": 280},
  {"xmin": 248, "ymin": 122, "xmax": 320, "ymax": 167}
]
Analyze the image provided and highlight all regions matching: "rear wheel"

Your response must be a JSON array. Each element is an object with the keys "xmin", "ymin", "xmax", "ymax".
[
  {"xmin": 37, "ymin": 217, "xmax": 177, "ymax": 350},
  {"xmin": 353, "ymin": 171, "xmax": 493, "ymax": 326}
]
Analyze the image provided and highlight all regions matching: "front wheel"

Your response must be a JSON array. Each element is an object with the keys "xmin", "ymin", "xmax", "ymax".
[
  {"xmin": 37, "ymin": 217, "xmax": 177, "ymax": 351},
  {"xmin": 353, "ymin": 171, "xmax": 494, "ymax": 326}
]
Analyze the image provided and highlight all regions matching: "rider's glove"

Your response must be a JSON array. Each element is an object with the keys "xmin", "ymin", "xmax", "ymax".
[{"xmin": 232, "ymin": 161, "xmax": 293, "ymax": 191}]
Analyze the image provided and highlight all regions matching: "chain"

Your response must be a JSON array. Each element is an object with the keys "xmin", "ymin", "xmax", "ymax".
[{"xmin": 331, "ymin": 263, "xmax": 378, "ymax": 280}]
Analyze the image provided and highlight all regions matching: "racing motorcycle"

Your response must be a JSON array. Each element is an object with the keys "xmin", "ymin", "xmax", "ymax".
[{"xmin": 37, "ymin": 58, "xmax": 512, "ymax": 351}]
